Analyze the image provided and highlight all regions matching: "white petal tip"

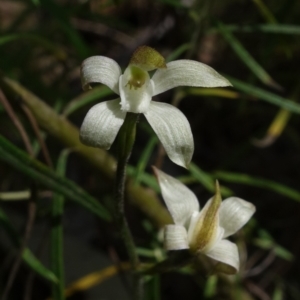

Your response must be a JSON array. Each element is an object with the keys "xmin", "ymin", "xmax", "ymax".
[
  {"xmin": 170, "ymin": 157, "xmax": 190, "ymax": 169},
  {"xmin": 219, "ymin": 197, "xmax": 256, "ymax": 238},
  {"xmin": 205, "ymin": 240, "xmax": 240, "ymax": 275},
  {"xmin": 145, "ymin": 102, "xmax": 194, "ymax": 169}
]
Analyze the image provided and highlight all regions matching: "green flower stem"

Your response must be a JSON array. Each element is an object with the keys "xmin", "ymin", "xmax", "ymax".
[{"xmin": 114, "ymin": 112, "xmax": 142, "ymax": 299}]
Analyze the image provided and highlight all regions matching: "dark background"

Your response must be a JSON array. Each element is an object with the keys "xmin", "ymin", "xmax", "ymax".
[{"xmin": 0, "ymin": 0, "xmax": 300, "ymax": 299}]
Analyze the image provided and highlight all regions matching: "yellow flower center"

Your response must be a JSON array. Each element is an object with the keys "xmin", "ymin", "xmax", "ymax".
[{"xmin": 126, "ymin": 65, "xmax": 147, "ymax": 90}]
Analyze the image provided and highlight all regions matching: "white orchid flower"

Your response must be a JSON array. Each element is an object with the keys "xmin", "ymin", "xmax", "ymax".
[
  {"xmin": 154, "ymin": 167, "xmax": 256, "ymax": 274},
  {"xmin": 80, "ymin": 46, "xmax": 232, "ymax": 168}
]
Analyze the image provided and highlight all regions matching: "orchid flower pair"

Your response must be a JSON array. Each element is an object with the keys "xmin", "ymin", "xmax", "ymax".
[
  {"xmin": 79, "ymin": 46, "xmax": 231, "ymax": 168},
  {"xmin": 154, "ymin": 168, "xmax": 256, "ymax": 274},
  {"xmin": 79, "ymin": 46, "xmax": 255, "ymax": 274}
]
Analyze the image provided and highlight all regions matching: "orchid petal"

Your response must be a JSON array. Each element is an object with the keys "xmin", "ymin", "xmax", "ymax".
[
  {"xmin": 152, "ymin": 59, "xmax": 232, "ymax": 96},
  {"xmin": 119, "ymin": 66, "xmax": 153, "ymax": 113},
  {"xmin": 145, "ymin": 102, "xmax": 194, "ymax": 168},
  {"xmin": 164, "ymin": 224, "xmax": 189, "ymax": 250},
  {"xmin": 80, "ymin": 99, "xmax": 126, "ymax": 149},
  {"xmin": 154, "ymin": 168, "xmax": 199, "ymax": 227},
  {"xmin": 219, "ymin": 197, "xmax": 256, "ymax": 238},
  {"xmin": 81, "ymin": 56, "xmax": 121, "ymax": 94},
  {"xmin": 205, "ymin": 239, "xmax": 239, "ymax": 274}
]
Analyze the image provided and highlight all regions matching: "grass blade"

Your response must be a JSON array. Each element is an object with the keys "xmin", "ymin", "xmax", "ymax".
[
  {"xmin": 0, "ymin": 207, "xmax": 57, "ymax": 283},
  {"xmin": 252, "ymin": 0, "xmax": 277, "ymax": 23},
  {"xmin": 217, "ymin": 21, "xmax": 281, "ymax": 90},
  {"xmin": 214, "ymin": 171, "xmax": 300, "ymax": 202},
  {"xmin": 134, "ymin": 136, "xmax": 158, "ymax": 185},
  {"xmin": 62, "ymin": 86, "xmax": 113, "ymax": 116},
  {"xmin": 0, "ymin": 135, "xmax": 111, "ymax": 221},
  {"xmin": 166, "ymin": 43, "xmax": 191, "ymax": 62},
  {"xmin": 253, "ymin": 108, "xmax": 291, "ymax": 147},
  {"xmin": 51, "ymin": 150, "xmax": 70, "ymax": 300},
  {"xmin": 40, "ymin": 0, "xmax": 90, "ymax": 59},
  {"xmin": 127, "ymin": 165, "xmax": 159, "ymax": 192},
  {"xmin": 227, "ymin": 76, "xmax": 300, "ymax": 114},
  {"xmin": 187, "ymin": 87, "xmax": 239, "ymax": 99},
  {"xmin": 0, "ymin": 33, "xmax": 66, "ymax": 60},
  {"xmin": 225, "ymin": 24, "xmax": 300, "ymax": 35},
  {"xmin": 189, "ymin": 163, "xmax": 233, "ymax": 197}
]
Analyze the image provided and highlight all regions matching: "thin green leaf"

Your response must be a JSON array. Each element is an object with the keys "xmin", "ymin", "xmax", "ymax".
[
  {"xmin": 134, "ymin": 136, "xmax": 158, "ymax": 185},
  {"xmin": 187, "ymin": 87, "xmax": 239, "ymax": 99},
  {"xmin": 252, "ymin": 0, "xmax": 277, "ymax": 23},
  {"xmin": 23, "ymin": 249, "xmax": 58, "ymax": 282},
  {"xmin": 214, "ymin": 170, "xmax": 300, "ymax": 202},
  {"xmin": 166, "ymin": 43, "xmax": 191, "ymax": 62},
  {"xmin": 254, "ymin": 230, "xmax": 293, "ymax": 261},
  {"xmin": 273, "ymin": 283, "xmax": 284, "ymax": 300},
  {"xmin": 189, "ymin": 163, "xmax": 215, "ymax": 191},
  {"xmin": 136, "ymin": 248, "xmax": 158, "ymax": 258},
  {"xmin": 127, "ymin": 165, "xmax": 159, "ymax": 192},
  {"xmin": 153, "ymin": 275, "xmax": 161, "ymax": 300},
  {"xmin": 0, "ymin": 33, "xmax": 66, "ymax": 60},
  {"xmin": 217, "ymin": 21, "xmax": 281, "ymax": 90},
  {"xmin": 176, "ymin": 175, "xmax": 199, "ymax": 185},
  {"xmin": 157, "ymin": 0, "xmax": 184, "ymax": 8},
  {"xmin": 189, "ymin": 163, "xmax": 233, "ymax": 197},
  {"xmin": 204, "ymin": 275, "xmax": 218, "ymax": 298},
  {"xmin": 62, "ymin": 86, "xmax": 113, "ymax": 116},
  {"xmin": 227, "ymin": 76, "xmax": 300, "ymax": 114},
  {"xmin": 40, "ymin": 0, "xmax": 90, "ymax": 59},
  {"xmin": 0, "ymin": 207, "xmax": 58, "ymax": 283},
  {"xmin": 225, "ymin": 24, "xmax": 300, "ymax": 35},
  {"xmin": 274, "ymin": 245, "xmax": 294, "ymax": 261},
  {"xmin": 0, "ymin": 135, "xmax": 111, "ymax": 221},
  {"xmin": 51, "ymin": 150, "xmax": 71, "ymax": 300},
  {"xmin": 31, "ymin": 0, "xmax": 40, "ymax": 5}
]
